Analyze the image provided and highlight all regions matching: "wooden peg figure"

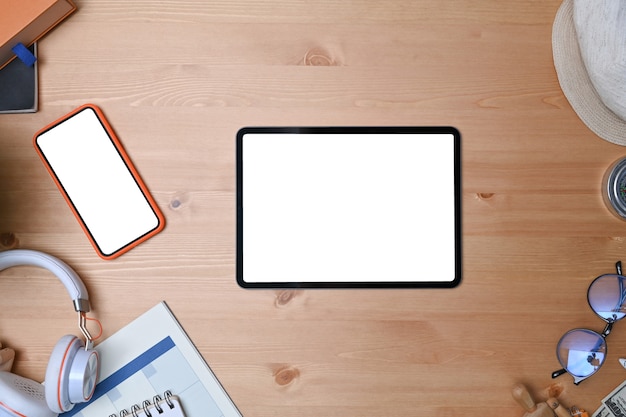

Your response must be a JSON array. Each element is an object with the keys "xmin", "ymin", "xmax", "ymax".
[
  {"xmin": 547, "ymin": 397, "xmax": 572, "ymax": 417},
  {"xmin": 511, "ymin": 384, "xmax": 556, "ymax": 417}
]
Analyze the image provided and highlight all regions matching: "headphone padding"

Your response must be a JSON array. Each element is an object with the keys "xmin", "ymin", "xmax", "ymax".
[
  {"xmin": 44, "ymin": 335, "xmax": 83, "ymax": 413},
  {"xmin": 0, "ymin": 371, "xmax": 56, "ymax": 417},
  {"xmin": 0, "ymin": 250, "xmax": 89, "ymax": 309}
]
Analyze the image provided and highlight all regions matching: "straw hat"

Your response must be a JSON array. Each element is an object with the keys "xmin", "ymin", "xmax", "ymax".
[{"xmin": 552, "ymin": 0, "xmax": 626, "ymax": 145}]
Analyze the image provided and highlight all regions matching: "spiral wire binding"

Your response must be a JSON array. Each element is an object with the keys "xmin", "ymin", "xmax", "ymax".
[{"xmin": 109, "ymin": 390, "xmax": 176, "ymax": 417}]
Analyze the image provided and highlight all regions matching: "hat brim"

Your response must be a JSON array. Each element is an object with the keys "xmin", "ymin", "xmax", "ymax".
[{"xmin": 552, "ymin": 0, "xmax": 626, "ymax": 145}]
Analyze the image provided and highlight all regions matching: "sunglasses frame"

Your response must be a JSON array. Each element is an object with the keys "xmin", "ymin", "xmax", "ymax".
[{"xmin": 551, "ymin": 261, "xmax": 623, "ymax": 385}]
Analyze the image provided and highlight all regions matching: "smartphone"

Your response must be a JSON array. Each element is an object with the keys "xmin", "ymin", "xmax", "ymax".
[{"xmin": 34, "ymin": 104, "xmax": 165, "ymax": 259}]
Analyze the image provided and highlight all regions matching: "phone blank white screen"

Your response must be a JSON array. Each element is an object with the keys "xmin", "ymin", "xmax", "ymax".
[
  {"xmin": 241, "ymin": 132, "xmax": 458, "ymax": 284},
  {"xmin": 36, "ymin": 108, "xmax": 160, "ymax": 256}
]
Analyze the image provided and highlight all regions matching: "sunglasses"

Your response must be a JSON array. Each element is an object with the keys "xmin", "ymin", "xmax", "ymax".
[{"xmin": 551, "ymin": 261, "xmax": 626, "ymax": 384}]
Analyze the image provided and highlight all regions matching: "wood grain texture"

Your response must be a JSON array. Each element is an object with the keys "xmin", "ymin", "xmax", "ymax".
[{"xmin": 0, "ymin": 0, "xmax": 623, "ymax": 416}]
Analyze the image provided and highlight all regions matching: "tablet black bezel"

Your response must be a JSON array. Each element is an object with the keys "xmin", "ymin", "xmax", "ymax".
[{"xmin": 236, "ymin": 126, "xmax": 462, "ymax": 289}]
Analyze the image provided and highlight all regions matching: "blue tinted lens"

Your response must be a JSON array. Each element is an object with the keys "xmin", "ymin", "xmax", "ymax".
[
  {"xmin": 556, "ymin": 329, "xmax": 606, "ymax": 378},
  {"xmin": 588, "ymin": 274, "xmax": 626, "ymax": 322}
]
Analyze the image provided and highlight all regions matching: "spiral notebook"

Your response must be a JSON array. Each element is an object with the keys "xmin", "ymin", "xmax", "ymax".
[
  {"xmin": 61, "ymin": 301, "xmax": 241, "ymax": 417},
  {"xmin": 109, "ymin": 390, "xmax": 185, "ymax": 417}
]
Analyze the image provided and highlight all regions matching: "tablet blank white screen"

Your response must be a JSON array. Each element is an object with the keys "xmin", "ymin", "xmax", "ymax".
[{"xmin": 240, "ymin": 131, "xmax": 457, "ymax": 284}]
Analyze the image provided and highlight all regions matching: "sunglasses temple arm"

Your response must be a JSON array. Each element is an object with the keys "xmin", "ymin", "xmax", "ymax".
[
  {"xmin": 551, "ymin": 368, "xmax": 567, "ymax": 379},
  {"xmin": 617, "ymin": 264, "xmax": 626, "ymax": 311},
  {"xmin": 615, "ymin": 261, "xmax": 626, "ymax": 309}
]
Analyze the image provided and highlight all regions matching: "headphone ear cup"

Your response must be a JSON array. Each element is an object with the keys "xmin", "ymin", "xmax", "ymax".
[
  {"xmin": 67, "ymin": 343, "xmax": 99, "ymax": 403},
  {"xmin": 0, "ymin": 371, "xmax": 57, "ymax": 417},
  {"xmin": 44, "ymin": 335, "xmax": 98, "ymax": 414}
]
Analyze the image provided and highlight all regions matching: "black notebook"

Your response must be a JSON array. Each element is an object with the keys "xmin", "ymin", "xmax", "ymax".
[{"xmin": 0, "ymin": 43, "xmax": 37, "ymax": 114}]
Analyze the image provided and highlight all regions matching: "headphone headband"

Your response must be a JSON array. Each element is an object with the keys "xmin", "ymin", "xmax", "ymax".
[{"xmin": 0, "ymin": 249, "xmax": 90, "ymax": 312}]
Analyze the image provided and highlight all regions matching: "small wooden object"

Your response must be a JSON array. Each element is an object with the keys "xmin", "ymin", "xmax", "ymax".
[
  {"xmin": 511, "ymin": 384, "xmax": 555, "ymax": 417},
  {"xmin": 570, "ymin": 406, "xmax": 589, "ymax": 417},
  {"xmin": 547, "ymin": 397, "xmax": 571, "ymax": 417}
]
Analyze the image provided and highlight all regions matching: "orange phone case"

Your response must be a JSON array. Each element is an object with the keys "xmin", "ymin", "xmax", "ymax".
[{"xmin": 33, "ymin": 104, "xmax": 165, "ymax": 259}]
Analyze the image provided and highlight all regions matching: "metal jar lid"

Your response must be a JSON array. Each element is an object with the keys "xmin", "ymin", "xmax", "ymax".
[{"xmin": 603, "ymin": 157, "xmax": 626, "ymax": 219}]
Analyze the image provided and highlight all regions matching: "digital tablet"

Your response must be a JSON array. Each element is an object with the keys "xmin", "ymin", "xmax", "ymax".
[{"xmin": 236, "ymin": 127, "xmax": 461, "ymax": 288}]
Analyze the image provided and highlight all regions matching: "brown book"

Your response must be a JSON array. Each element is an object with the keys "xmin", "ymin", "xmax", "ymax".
[{"xmin": 0, "ymin": 0, "xmax": 76, "ymax": 69}]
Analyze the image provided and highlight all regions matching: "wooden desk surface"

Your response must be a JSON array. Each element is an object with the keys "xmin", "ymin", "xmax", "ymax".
[{"xmin": 1, "ymin": 0, "xmax": 625, "ymax": 415}]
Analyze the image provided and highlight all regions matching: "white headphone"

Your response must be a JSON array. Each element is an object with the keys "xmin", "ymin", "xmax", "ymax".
[{"xmin": 0, "ymin": 249, "xmax": 99, "ymax": 417}]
